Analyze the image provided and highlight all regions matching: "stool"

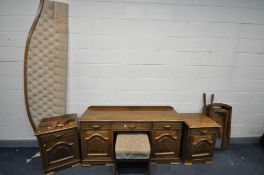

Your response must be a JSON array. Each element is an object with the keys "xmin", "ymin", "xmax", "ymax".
[{"xmin": 115, "ymin": 133, "xmax": 151, "ymax": 175}]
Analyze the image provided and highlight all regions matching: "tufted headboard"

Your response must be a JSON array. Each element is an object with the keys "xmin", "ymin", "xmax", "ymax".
[{"xmin": 24, "ymin": 0, "xmax": 68, "ymax": 131}]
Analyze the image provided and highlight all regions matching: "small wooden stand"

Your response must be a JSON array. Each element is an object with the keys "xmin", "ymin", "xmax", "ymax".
[{"xmin": 181, "ymin": 117, "xmax": 221, "ymax": 165}]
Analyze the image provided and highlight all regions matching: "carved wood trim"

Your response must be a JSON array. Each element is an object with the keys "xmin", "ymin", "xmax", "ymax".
[
  {"xmin": 87, "ymin": 153, "xmax": 108, "ymax": 156},
  {"xmin": 48, "ymin": 155, "xmax": 74, "ymax": 165},
  {"xmin": 154, "ymin": 152, "xmax": 175, "ymax": 156},
  {"xmin": 191, "ymin": 128, "xmax": 216, "ymax": 135},
  {"xmin": 85, "ymin": 134, "xmax": 109, "ymax": 141},
  {"xmin": 153, "ymin": 123, "xmax": 182, "ymax": 130},
  {"xmin": 150, "ymin": 158, "xmax": 179, "ymax": 164},
  {"xmin": 39, "ymin": 129, "xmax": 75, "ymax": 142},
  {"xmin": 112, "ymin": 122, "xmax": 151, "ymax": 130},
  {"xmin": 24, "ymin": 0, "xmax": 44, "ymax": 131},
  {"xmin": 192, "ymin": 153, "xmax": 210, "ymax": 158},
  {"xmin": 46, "ymin": 141, "xmax": 74, "ymax": 152},
  {"xmin": 81, "ymin": 123, "xmax": 111, "ymax": 130},
  {"xmin": 192, "ymin": 138, "xmax": 213, "ymax": 146},
  {"xmin": 154, "ymin": 134, "xmax": 178, "ymax": 140}
]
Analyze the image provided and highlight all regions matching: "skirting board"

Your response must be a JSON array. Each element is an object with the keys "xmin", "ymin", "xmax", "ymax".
[{"xmin": 0, "ymin": 137, "xmax": 261, "ymax": 147}]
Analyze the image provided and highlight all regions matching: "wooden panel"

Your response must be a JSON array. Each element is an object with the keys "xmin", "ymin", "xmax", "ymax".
[
  {"xmin": 112, "ymin": 122, "xmax": 151, "ymax": 130},
  {"xmin": 78, "ymin": 106, "xmax": 222, "ymax": 166},
  {"xmin": 80, "ymin": 106, "xmax": 180, "ymax": 122},
  {"xmin": 181, "ymin": 125, "xmax": 218, "ymax": 165},
  {"xmin": 81, "ymin": 130, "xmax": 112, "ymax": 159},
  {"xmin": 88, "ymin": 106, "xmax": 174, "ymax": 111},
  {"xmin": 81, "ymin": 122, "xmax": 111, "ymax": 130},
  {"xmin": 38, "ymin": 129, "xmax": 75, "ymax": 143},
  {"xmin": 190, "ymin": 128, "xmax": 217, "ymax": 135},
  {"xmin": 152, "ymin": 130, "xmax": 180, "ymax": 157},
  {"xmin": 190, "ymin": 135, "xmax": 214, "ymax": 159},
  {"xmin": 153, "ymin": 122, "xmax": 182, "ymax": 130},
  {"xmin": 37, "ymin": 128, "xmax": 80, "ymax": 173}
]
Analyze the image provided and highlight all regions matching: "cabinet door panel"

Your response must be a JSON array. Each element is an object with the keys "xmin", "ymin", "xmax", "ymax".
[
  {"xmin": 152, "ymin": 130, "xmax": 180, "ymax": 157},
  {"xmin": 190, "ymin": 135, "xmax": 214, "ymax": 158},
  {"xmin": 82, "ymin": 130, "xmax": 111, "ymax": 158},
  {"xmin": 41, "ymin": 135, "xmax": 78, "ymax": 169}
]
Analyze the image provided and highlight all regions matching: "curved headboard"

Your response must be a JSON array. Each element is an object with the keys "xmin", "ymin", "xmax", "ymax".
[{"xmin": 24, "ymin": 0, "xmax": 68, "ymax": 131}]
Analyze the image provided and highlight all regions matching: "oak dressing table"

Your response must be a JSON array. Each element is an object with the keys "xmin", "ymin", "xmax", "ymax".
[{"xmin": 79, "ymin": 106, "xmax": 221, "ymax": 166}]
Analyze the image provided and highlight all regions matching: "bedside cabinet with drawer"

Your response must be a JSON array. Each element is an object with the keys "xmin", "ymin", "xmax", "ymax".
[
  {"xmin": 181, "ymin": 115, "xmax": 221, "ymax": 165},
  {"xmin": 35, "ymin": 114, "xmax": 81, "ymax": 175}
]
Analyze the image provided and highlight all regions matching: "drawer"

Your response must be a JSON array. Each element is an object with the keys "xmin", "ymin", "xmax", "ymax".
[
  {"xmin": 38, "ymin": 129, "xmax": 76, "ymax": 142},
  {"xmin": 113, "ymin": 122, "xmax": 151, "ymax": 130},
  {"xmin": 81, "ymin": 122, "xmax": 111, "ymax": 130},
  {"xmin": 153, "ymin": 122, "xmax": 182, "ymax": 130},
  {"xmin": 190, "ymin": 128, "xmax": 217, "ymax": 135}
]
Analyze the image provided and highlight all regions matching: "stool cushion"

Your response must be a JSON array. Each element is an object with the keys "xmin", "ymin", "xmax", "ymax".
[{"xmin": 115, "ymin": 134, "xmax": 151, "ymax": 160}]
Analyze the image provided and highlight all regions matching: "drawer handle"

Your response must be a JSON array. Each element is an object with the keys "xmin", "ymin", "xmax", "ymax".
[
  {"xmin": 163, "ymin": 125, "xmax": 171, "ymax": 129},
  {"xmin": 129, "ymin": 125, "xmax": 136, "ymax": 129},
  {"xmin": 54, "ymin": 134, "xmax": 62, "ymax": 138},
  {"xmin": 201, "ymin": 130, "xmax": 208, "ymax": 134},
  {"xmin": 92, "ymin": 125, "xmax": 101, "ymax": 129}
]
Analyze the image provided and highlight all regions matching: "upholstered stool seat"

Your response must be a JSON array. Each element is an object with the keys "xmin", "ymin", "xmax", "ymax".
[
  {"xmin": 115, "ymin": 133, "xmax": 151, "ymax": 159},
  {"xmin": 115, "ymin": 133, "xmax": 151, "ymax": 175}
]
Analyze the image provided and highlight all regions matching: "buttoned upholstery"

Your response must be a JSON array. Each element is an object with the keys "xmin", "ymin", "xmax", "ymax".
[
  {"xmin": 115, "ymin": 134, "xmax": 151, "ymax": 160},
  {"xmin": 26, "ymin": 0, "xmax": 68, "ymax": 127}
]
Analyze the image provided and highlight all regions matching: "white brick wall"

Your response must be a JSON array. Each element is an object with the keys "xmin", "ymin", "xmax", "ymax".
[{"xmin": 0, "ymin": 0, "xmax": 264, "ymax": 140}]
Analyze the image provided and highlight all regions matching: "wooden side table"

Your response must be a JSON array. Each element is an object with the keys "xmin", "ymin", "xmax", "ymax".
[
  {"xmin": 35, "ymin": 114, "xmax": 81, "ymax": 175},
  {"xmin": 180, "ymin": 116, "xmax": 221, "ymax": 165}
]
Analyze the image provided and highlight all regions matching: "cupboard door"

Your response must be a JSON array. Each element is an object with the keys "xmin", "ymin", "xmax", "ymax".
[
  {"xmin": 82, "ymin": 130, "xmax": 111, "ymax": 158},
  {"xmin": 152, "ymin": 130, "xmax": 180, "ymax": 157},
  {"xmin": 41, "ymin": 133, "xmax": 79, "ymax": 170},
  {"xmin": 190, "ymin": 135, "xmax": 214, "ymax": 159}
]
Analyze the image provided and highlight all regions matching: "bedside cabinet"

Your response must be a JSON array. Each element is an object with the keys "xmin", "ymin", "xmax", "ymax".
[
  {"xmin": 181, "ymin": 116, "xmax": 221, "ymax": 165},
  {"xmin": 35, "ymin": 114, "xmax": 81, "ymax": 175}
]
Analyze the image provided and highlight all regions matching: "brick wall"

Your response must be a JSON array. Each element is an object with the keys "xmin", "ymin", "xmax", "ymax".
[{"xmin": 0, "ymin": 0, "xmax": 264, "ymax": 139}]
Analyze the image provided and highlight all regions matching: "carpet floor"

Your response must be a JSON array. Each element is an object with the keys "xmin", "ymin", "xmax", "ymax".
[{"xmin": 0, "ymin": 144, "xmax": 263, "ymax": 175}]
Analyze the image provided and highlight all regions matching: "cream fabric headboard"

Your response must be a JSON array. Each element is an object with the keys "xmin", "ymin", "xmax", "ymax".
[{"xmin": 24, "ymin": 0, "xmax": 68, "ymax": 130}]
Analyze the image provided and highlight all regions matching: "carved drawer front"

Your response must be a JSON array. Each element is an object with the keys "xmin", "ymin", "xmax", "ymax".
[
  {"xmin": 81, "ymin": 122, "xmax": 111, "ymax": 130},
  {"xmin": 190, "ymin": 134, "xmax": 214, "ymax": 159},
  {"xmin": 82, "ymin": 130, "xmax": 111, "ymax": 159},
  {"xmin": 190, "ymin": 128, "xmax": 217, "ymax": 135},
  {"xmin": 152, "ymin": 130, "xmax": 181, "ymax": 157},
  {"xmin": 153, "ymin": 122, "xmax": 182, "ymax": 130},
  {"xmin": 38, "ymin": 129, "xmax": 75, "ymax": 143},
  {"xmin": 113, "ymin": 122, "xmax": 151, "ymax": 130},
  {"xmin": 39, "ymin": 129, "xmax": 79, "ymax": 170}
]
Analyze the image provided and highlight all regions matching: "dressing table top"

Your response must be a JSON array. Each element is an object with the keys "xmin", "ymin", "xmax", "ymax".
[{"xmin": 80, "ymin": 106, "xmax": 220, "ymax": 128}]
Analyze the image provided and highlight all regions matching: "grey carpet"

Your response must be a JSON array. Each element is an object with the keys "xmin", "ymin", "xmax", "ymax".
[{"xmin": 0, "ymin": 144, "xmax": 263, "ymax": 175}]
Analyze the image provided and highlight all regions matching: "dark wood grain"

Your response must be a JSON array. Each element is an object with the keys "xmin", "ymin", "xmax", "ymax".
[
  {"xmin": 36, "ymin": 114, "xmax": 81, "ymax": 174},
  {"xmin": 206, "ymin": 103, "xmax": 232, "ymax": 150},
  {"xmin": 79, "ymin": 106, "xmax": 221, "ymax": 166},
  {"xmin": 24, "ymin": 0, "xmax": 44, "ymax": 131}
]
